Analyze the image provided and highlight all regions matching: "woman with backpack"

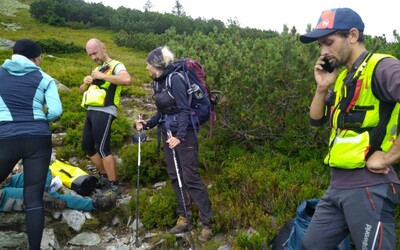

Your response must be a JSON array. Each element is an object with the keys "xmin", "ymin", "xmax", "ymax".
[{"xmin": 136, "ymin": 46, "xmax": 213, "ymax": 243}]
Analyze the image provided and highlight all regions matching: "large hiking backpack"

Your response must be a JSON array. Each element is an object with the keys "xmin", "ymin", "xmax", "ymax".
[
  {"xmin": 154, "ymin": 58, "xmax": 218, "ymax": 138},
  {"xmin": 168, "ymin": 58, "xmax": 216, "ymax": 126}
]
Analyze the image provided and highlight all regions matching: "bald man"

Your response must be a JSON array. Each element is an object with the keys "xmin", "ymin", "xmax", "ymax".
[{"xmin": 80, "ymin": 38, "xmax": 131, "ymax": 197}]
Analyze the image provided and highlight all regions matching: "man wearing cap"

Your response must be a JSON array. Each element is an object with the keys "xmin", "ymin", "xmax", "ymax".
[
  {"xmin": 0, "ymin": 38, "xmax": 62, "ymax": 249},
  {"xmin": 79, "ymin": 38, "xmax": 131, "ymax": 197},
  {"xmin": 299, "ymin": 8, "xmax": 400, "ymax": 249}
]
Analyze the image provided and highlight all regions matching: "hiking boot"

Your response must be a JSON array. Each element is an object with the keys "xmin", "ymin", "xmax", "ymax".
[
  {"xmin": 43, "ymin": 192, "xmax": 67, "ymax": 211},
  {"xmin": 198, "ymin": 226, "xmax": 212, "ymax": 242},
  {"xmin": 169, "ymin": 216, "xmax": 188, "ymax": 234},
  {"xmin": 102, "ymin": 184, "xmax": 122, "ymax": 197},
  {"xmin": 93, "ymin": 193, "xmax": 117, "ymax": 211}
]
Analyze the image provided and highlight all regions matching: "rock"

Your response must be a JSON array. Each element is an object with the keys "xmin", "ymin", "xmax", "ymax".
[
  {"xmin": 0, "ymin": 212, "xmax": 25, "ymax": 230},
  {"xmin": 67, "ymin": 232, "xmax": 101, "ymax": 246},
  {"xmin": 41, "ymin": 228, "xmax": 60, "ymax": 250},
  {"xmin": 0, "ymin": 0, "xmax": 29, "ymax": 17},
  {"xmin": 0, "ymin": 231, "xmax": 27, "ymax": 249},
  {"xmin": 56, "ymin": 80, "xmax": 72, "ymax": 92},
  {"xmin": 62, "ymin": 209, "xmax": 86, "ymax": 231},
  {"xmin": 0, "ymin": 38, "xmax": 15, "ymax": 49},
  {"xmin": 129, "ymin": 218, "xmax": 143, "ymax": 231}
]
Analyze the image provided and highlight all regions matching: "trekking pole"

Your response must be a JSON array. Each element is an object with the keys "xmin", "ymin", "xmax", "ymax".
[
  {"xmin": 167, "ymin": 130, "xmax": 195, "ymax": 250},
  {"xmin": 134, "ymin": 114, "xmax": 142, "ymax": 248}
]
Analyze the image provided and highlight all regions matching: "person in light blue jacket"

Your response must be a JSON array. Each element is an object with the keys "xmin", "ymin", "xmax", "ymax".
[{"xmin": 0, "ymin": 39, "xmax": 62, "ymax": 250}]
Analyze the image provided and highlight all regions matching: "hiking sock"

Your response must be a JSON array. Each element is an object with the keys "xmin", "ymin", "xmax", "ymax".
[
  {"xmin": 99, "ymin": 173, "xmax": 108, "ymax": 182},
  {"xmin": 109, "ymin": 181, "xmax": 122, "ymax": 196},
  {"xmin": 109, "ymin": 181, "xmax": 119, "ymax": 186}
]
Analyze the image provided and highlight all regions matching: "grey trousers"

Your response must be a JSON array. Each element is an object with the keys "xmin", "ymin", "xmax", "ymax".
[
  {"xmin": 162, "ymin": 129, "xmax": 213, "ymax": 226},
  {"xmin": 301, "ymin": 183, "xmax": 400, "ymax": 250}
]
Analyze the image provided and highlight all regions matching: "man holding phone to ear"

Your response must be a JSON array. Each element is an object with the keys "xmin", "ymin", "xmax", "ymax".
[{"xmin": 300, "ymin": 8, "xmax": 400, "ymax": 249}]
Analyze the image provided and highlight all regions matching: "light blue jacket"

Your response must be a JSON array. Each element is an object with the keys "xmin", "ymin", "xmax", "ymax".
[{"xmin": 0, "ymin": 55, "xmax": 62, "ymax": 137}]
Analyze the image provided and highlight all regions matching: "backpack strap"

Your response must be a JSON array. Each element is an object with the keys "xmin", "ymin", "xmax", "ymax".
[
  {"xmin": 180, "ymin": 61, "xmax": 194, "ymax": 106},
  {"xmin": 165, "ymin": 72, "xmax": 200, "ymax": 141},
  {"xmin": 154, "ymin": 114, "xmax": 186, "ymax": 154},
  {"xmin": 166, "ymin": 72, "xmax": 193, "ymax": 106}
]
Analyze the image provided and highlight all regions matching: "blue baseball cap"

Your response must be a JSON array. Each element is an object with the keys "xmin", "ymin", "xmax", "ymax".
[{"xmin": 300, "ymin": 8, "xmax": 365, "ymax": 44}]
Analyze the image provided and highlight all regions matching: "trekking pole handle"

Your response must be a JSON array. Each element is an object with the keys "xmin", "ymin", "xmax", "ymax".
[
  {"xmin": 136, "ymin": 113, "xmax": 145, "ymax": 132},
  {"xmin": 137, "ymin": 114, "xmax": 143, "ymax": 132}
]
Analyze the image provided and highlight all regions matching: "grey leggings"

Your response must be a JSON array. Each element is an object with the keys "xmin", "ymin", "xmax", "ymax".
[{"xmin": 301, "ymin": 184, "xmax": 400, "ymax": 250}]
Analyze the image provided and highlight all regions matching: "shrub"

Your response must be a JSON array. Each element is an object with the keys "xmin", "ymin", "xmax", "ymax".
[
  {"xmin": 132, "ymin": 186, "xmax": 177, "ymax": 229},
  {"xmin": 37, "ymin": 38, "xmax": 85, "ymax": 54},
  {"xmin": 57, "ymin": 111, "xmax": 85, "ymax": 131},
  {"xmin": 118, "ymin": 140, "xmax": 167, "ymax": 185},
  {"xmin": 235, "ymin": 229, "xmax": 269, "ymax": 249},
  {"xmin": 113, "ymin": 31, "xmax": 166, "ymax": 52},
  {"xmin": 57, "ymin": 126, "xmax": 86, "ymax": 159}
]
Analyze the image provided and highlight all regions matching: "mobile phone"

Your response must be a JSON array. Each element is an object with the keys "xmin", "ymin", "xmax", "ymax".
[
  {"xmin": 98, "ymin": 64, "xmax": 111, "ymax": 73},
  {"xmin": 322, "ymin": 58, "xmax": 334, "ymax": 73}
]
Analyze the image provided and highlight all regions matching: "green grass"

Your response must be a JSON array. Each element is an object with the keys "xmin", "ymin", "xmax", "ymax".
[
  {"xmin": 0, "ymin": 0, "xmax": 150, "ymax": 87},
  {"xmin": 2, "ymin": 1, "xmax": 399, "ymax": 248}
]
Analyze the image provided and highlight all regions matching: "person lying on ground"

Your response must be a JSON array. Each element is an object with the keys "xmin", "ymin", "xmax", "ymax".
[{"xmin": 0, "ymin": 169, "xmax": 117, "ymax": 212}]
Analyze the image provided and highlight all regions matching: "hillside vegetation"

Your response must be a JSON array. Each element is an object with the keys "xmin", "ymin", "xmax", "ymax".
[{"xmin": 1, "ymin": 0, "xmax": 399, "ymax": 248}]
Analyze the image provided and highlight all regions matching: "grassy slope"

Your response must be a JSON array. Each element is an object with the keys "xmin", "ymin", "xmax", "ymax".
[
  {"xmin": 1, "ymin": 1, "xmax": 399, "ymax": 248},
  {"xmin": 0, "ymin": 0, "xmax": 149, "ymax": 88}
]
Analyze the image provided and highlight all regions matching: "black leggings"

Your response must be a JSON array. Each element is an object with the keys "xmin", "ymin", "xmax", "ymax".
[{"xmin": 0, "ymin": 136, "xmax": 52, "ymax": 250}]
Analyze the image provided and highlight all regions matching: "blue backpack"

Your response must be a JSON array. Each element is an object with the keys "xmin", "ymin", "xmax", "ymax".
[
  {"xmin": 153, "ymin": 58, "xmax": 221, "ymax": 153},
  {"xmin": 272, "ymin": 199, "xmax": 351, "ymax": 250},
  {"xmin": 156, "ymin": 58, "xmax": 216, "ymax": 138}
]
